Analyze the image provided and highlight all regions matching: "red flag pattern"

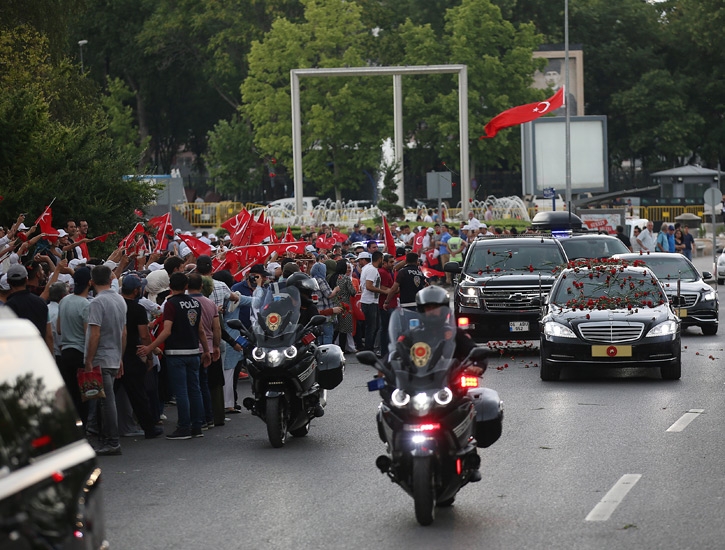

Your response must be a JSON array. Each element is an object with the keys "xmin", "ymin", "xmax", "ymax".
[
  {"xmin": 179, "ymin": 234, "xmax": 212, "ymax": 258},
  {"xmin": 412, "ymin": 231, "xmax": 426, "ymax": 253},
  {"xmin": 282, "ymin": 226, "xmax": 296, "ymax": 243},
  {"xmin": 118, "ymin": 223, "xmax": 146, "ymax": 251},
  {"xmin": 315, "ymin": 235, "xmax": 337, "ymax": 250},
  {"xmin": 481, "ymin": 87, "xmax": 565, "ymax": 139},
  {"xmin": 382, "ymin": 216, "xmax": 396, "ymax": 255},
  {"xmin": 93, "ymin": 231, "xmax": 116, "ymax": 243},
  {"xmin": 147, "ymin": 213, "xmax": 173, "ymax": 253}
]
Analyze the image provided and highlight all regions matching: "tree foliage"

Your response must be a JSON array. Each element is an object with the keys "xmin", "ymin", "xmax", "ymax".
[{"xmin": 204, "ymin": 115, "xmax": 259, "ymax": 195}]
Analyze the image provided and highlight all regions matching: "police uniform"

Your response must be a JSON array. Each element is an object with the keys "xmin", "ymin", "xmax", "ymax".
[{"xmin": 396, "ymin": 264, "xmax": 427, "ymax": 309}]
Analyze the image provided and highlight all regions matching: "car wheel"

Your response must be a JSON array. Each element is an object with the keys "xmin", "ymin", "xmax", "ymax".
[
  {"xmin": 701, "ymin": 324, "xmax": 718, "ymax": 336},
  {"xmin": 540, "ymin": 359, "xmax": 561, "ymax": 381}
]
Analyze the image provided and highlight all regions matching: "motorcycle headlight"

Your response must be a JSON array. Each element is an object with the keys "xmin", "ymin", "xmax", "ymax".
[
  {"xmin": 391, "ymin": 389, "xmax": 410, "ymax": 407},
  {"xmin": 266, "ymin": 349, "xmax": 284, "ymax": 367},
  {"xmin": 646, "ymin": 320, "xmax": 678, "ymax": 338},
  {"xmin": 702, "ymin": 290, "xmax": 716, "ymax": 302},
  {"xmin": 543, "ymin": 321, "xmax": 576, "ymax": 339},
  {"xmin": 433, "ymin": 387, "xmax": 453, "ymax": 406},
  {"xmin": 252, "ymin": 347, "xmax": 266, "ymax": 361},
  {"xmin": 283, "ymin": 346, "xmax": 297, "ymax": 359},
  {"xmin": 412, "ymin": 392, "xmax": 433, "ymax": 413}
]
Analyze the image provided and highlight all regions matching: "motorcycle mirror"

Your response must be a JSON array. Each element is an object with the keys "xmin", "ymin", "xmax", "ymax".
[
  {"xmin": 227, "ymin": 319, "xmax": 243, "ymax": 330},
  {"xmin": 356, "ymin": 350, "xmax": 378, "ymax": 366},
  {"xmin": 466, "ymin": 347, "xmax": 488, "ymax": 363},
  {"xmin": 309, "ymin": 315, "xmax": 327, "ymax": 327}
]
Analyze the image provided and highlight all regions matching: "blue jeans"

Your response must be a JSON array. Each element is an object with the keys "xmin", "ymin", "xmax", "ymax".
[
  {"xmin": 379, "ymin": 308, "xmax": 392, "ymax": 358},
  {"xmin": 318, "ymin": 321, "xmax": 334, "ymax": 345},
  {"xmin": 361, "ymin": 302, "xmax": 379, "ymax": 353},
  {"xmin": 166, "ymin": 355, "xmax": 204, "ymax": 431},
  {"xmin": 98, "ymin": 368, "xmax": 120, "ymax": 447},
  {"xmin": 198, "ymin": 362, "xmax": 213, "ymax": 423}
]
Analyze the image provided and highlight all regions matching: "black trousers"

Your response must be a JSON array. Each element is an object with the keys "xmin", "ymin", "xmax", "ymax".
[
  {"xmin": 115, "ymin": 356, "xmax": 157, "ymax": 434},
  {"xmin": 59, "ymin": 348, "xmax": 89, "ymax": 426}
]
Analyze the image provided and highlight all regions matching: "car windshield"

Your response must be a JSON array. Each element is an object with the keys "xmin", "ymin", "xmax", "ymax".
[
  {"xmin": 551, "ymin": 267, "xmax": 667, "ymax": 309},
  {"xmin": 252, "ymin": 286, "xmax": 302, "ymax": 348},
  {"xmin": 634, "ymin": 256, "xmax": 699, "ymax": 282},
  {"xmin": 464, "ymin": 243, "xmax": 564, "ymax": 274},
  {"xmin": 560, "ymin": 237, "xmax": 630, "ymax": 260},
  {"xmin": 387, "ymin": 307, "xmax": 457, "ymax": 393}
]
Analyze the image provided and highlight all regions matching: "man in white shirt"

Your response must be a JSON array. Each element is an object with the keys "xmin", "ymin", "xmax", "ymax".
[
  {"xmin": 636, "ymin": 220, "xmax": 656, "ymax": 253},
  {"xmin": 358, "ymin": 251, "xmax": 388, "ymax": 354},
  {"xmin": 467, "ymin": 211, "xmax": 482, "ymax": 230}
]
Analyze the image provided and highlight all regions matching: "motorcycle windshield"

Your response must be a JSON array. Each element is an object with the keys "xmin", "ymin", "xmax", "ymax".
[
  {"xmin": 252, "ymin": 286, "xmax": 302, "ymax": 348},
  {"xmin": 387, "ymin": 307, "xmax": 457, "ymax": 392}
]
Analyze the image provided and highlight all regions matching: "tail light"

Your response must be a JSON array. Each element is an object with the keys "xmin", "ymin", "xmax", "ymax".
[
  {"xmin": 460, "ymin": 375, "xmax": 479, "ymax": 389},
  {"xmin": 456, "ymin": 458, "xmax": 462, "ymax": 475},
  {"xmin": 405, "ymin": 423, "xmax": 441, "ymax": 432},
  {"xmin": 311, "ymin": 293, "xmax": 319, "ymax": 304},
  {"xmin": 458, "ymin": 317, "xmax": 470, "ymax": 329},
  {"xmin": 301, "ymin": 333, "xmax": 316, "ymax": 345}
]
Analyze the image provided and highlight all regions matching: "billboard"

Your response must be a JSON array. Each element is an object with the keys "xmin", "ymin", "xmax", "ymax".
[{"xmin": 533, "ymin": 49, "xmax": 584, "ymax": 116}]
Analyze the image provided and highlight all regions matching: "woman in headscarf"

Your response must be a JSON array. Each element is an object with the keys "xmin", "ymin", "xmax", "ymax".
[{"xmin": 331, "ymin": 259, "xmax": 357, "ymax": 353}]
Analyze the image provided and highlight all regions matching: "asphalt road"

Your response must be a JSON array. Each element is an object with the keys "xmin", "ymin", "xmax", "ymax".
[{"xmin": 100, "ymin": 269, "xmax": 724, "ymax": 550}]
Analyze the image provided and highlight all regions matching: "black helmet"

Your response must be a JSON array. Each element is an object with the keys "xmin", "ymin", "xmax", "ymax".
[
  {"xmin": 285, "ymin": 272, "xmax": 320, "ymax": 304},
  {"xmin": 415, "ymin": 285, "xmax": 449, "ymax": 312}
]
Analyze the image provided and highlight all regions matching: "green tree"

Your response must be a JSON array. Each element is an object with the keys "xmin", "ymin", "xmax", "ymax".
[
  {"xmin": 0, "ymin": 27, "xmax": 157, "ymax": 240},
  {"xmin": 377, "ymin": 160, "xmax": 404, "ymax": 220},
  {"xmin": 242, "ymin": 0, "xmax": 390, "ymax": 201},
  {"xmin": 204, "ymin": 114, "xmax": 259, "ymax": 196}
]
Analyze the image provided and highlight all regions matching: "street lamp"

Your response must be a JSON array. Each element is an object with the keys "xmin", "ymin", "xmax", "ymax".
[{"xmin": 78, "ymin": 40, "xmax": 88, "ymax": 73}]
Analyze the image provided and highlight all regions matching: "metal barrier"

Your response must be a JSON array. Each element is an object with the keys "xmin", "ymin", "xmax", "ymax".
[{"xmin": 175, "ymin": 202, "xmax": 245, "ymax": 227}]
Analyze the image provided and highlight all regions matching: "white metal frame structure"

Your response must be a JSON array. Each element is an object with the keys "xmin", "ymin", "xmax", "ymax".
[{"xmin": 290, "ymin": 65, "xmax": 470, "ymax": 217}]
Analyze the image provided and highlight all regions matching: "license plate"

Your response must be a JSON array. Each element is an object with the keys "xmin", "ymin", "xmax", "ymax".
[
  {"xmin": 509, "ymin": 321, "xmax": 529, "ymax": 332},
  {"xmin": 677, "ymin": 308, "xmax": 688, "ymax": 318},
  {"xmin": 592, "ymin": 345, "xmax": 633, "ymax": 358}
]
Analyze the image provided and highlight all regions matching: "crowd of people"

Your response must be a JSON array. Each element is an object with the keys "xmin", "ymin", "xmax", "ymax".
[
  {"xmin": 632, "ymin": 220, "xmax": 696, "ymax": 259},
  {"xmin": 1, "ymin": 209, "xmax": 507, "ymax": 455}
]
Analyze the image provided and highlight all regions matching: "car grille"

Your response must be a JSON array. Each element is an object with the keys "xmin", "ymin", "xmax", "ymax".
[
  {"xmin": 578, "ymin": 321, "xmax": 644, "ymax": 342},
  {"xmin": 666, "ymin": 293, "xmax": 698, "ymax": 308},
  {"xmin": 481, "ymin": 285, "xmax": 551, "ymax": 311}
]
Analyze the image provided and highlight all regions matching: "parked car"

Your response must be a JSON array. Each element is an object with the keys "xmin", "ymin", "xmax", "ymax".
[
  {"xmin": 717, "ymin": 250, "xmax": 725, "ymax": 285},
  {"xmin": 0, "ymin": 309, "xmax": 108, "ymax": 549},
  {"xmin": 539, "ymin": 261, "xmax": 681, "ymax": 381},
  {"xmin": 613, "ymin": 252, "xmax": 718, "ymax": 335},
  {"xmin": 559, "ymin": 234, "xmax": 631, "ymax": 260},
  {"xmin": 445, "ymin": 236, "xmax": 568, "ymax": 340}
]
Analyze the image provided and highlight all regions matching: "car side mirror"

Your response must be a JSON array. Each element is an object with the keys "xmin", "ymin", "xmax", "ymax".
[
  {"xmin": 444, "ymin": 261, "xmax": 461, "ymax": 274},
  {"xmin": 702, "ymin": 271, "xmax": 713, "ymax": 280},
  {"xmin": 356, "ymin": 350, "xmax": 378, "ymax": 366}
]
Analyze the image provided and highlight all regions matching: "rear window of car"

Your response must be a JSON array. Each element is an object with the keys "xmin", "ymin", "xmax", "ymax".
[
  {"xmin": 464, "ymin": 243, "xmax": 565, "ymax": 274},
  {"xmin": 0, "ymin": 337, "xmax": 83, "ymax": 472}
]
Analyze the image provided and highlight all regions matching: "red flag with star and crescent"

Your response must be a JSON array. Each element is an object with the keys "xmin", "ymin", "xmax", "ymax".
[
  {"xmin": 382, "ymin": 215, "xmax": 396, "ymax": 255},
  {"xmin": 35, "ymin": 206, "xmax": 59, "ymax": 241},
  {"xmin": 481, "ymin": 87, "xmax": 565, "ymax": 139}
]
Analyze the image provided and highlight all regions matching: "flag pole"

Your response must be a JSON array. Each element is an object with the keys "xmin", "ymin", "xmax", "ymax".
[{"xmin": 564, "ymin": 0, "xmax": 572, "ymax": 209}]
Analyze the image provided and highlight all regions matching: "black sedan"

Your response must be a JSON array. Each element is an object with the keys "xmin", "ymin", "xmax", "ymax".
[
  {"xmin": 559, "ymin": 234, "xmax": 631, "ymax": 260},
  {"xmin": 539, "ymin": 261, "xmax": 681, "ymax": 381},
  {"xmin": 613, "ymin": 253, "xmax": 718, "ymax": 336}
]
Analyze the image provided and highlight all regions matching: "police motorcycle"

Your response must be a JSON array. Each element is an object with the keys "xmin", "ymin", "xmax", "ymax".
[
  {"xmin": 228, "ymin": 281, "xmax": 344, "ymax": 448},
  {"xmin": 358, "ymin": 292, "xmax": 503, "ymax": 526}
]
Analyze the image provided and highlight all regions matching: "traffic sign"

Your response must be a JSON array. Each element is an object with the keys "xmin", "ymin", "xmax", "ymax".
[
  {"xmin": 543, "ymin": 187, "xmax": 555, "ymax": 199},
  {"xmin": 703, "ymin": 187, "xmax": 721, "ymax": 207}
]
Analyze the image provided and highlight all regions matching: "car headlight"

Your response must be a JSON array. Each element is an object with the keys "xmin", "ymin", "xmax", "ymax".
[
  {"xmin": 266, "ymin": 349, "xmax": 284, "ymax": 367},
  {"xmin": 702, "ymin": 290, "xmax": 716, "ymax": 302},
  {"xmin": 646, "ymin": 320, "xmax": 678, "ymax": 338},
  {"xmin": 459, "ymin": 287, "xmax": 480, "ymax": 307},
  {"xmin": 543, "ymin": 321, "xmax": 576, "ymax": 339}
]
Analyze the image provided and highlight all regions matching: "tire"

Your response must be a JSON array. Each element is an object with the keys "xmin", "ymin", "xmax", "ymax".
[
  {"xmin": 290, "ymin": 422, "xmax": 310, "ymax": 438},
  {"xmin": 661, "ymin": 358, "xmax": 681, "ymax": 380},
  {"xmin": 413, "ymin": 456, "xmax": 436, "ymax": 526},
  {"xmin": 701, "ymin": 324, "xmax": 718, "ymax": 336},
  {"xmin": 266, "ymin": 397, "xmax": 288, "ymax": 448},
  {"xmin": 540, "ymin": 360, "xmax": 561, "ymax": 381}
]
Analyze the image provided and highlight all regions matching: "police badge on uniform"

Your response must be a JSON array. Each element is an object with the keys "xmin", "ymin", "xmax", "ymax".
[{"xmin": 411, "ymin": 342, "xmax": 431, "ymax": 368}]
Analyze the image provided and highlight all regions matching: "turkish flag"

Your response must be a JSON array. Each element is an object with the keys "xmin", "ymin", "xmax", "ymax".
[
  {"xmin": 420, "ymin": 266, "xmax": 445, "ymax": 278},
  {"xmin": 382, "ymin": 216, "xmax": 396, "ymax": 255},
  {"xmin": 36, "ymin": 206, "xmax": 59, "ymax": 241},
  {"xmin": 119, "ymin": 223, "xmax": 146, "ymax": 250},
  {"xmin": 315, "ymin": 235, "xmax": 336, "ymax": 250},
  {"xmin": 282, "ymin": 226, "xmax": 296, "ymax": 243},
  {"xmin": 93, "ymin": 231, "xmax": 116, "ymax": 243},
  {"xmin": 222, "ymin": 209, "xmax": 252, "ymax": 247},
  {"xmin": 179, "ymin": 234, "xmax": 212, "ymax": 258},
  {"xmin": 332, "ymin": 230, "xmax": 348, "ymax": 243},
  {"xmin": 481, "ymin": 87, "xmax": 565, "ymax": 139},
  {"xmin": 412, "ymin": 231, "xmax": 426, "ymax": 253},
  {"xmin": 147, "ymin": 213, "xmax": 173, "ymax": 252}
]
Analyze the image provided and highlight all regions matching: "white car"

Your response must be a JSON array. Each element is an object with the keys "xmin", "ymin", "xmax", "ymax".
[{"xmin": 717, "ymin": 250, "xmax": 725, "ymax": 285}]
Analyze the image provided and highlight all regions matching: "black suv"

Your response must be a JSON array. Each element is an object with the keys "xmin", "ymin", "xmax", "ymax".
[
  {"xmin": 0, "ymin": 309, "xmax": 108, "ymax": 549},
  {"xmin": 445, "ymin": 236, "xmax": 568, "ymax": 341}
]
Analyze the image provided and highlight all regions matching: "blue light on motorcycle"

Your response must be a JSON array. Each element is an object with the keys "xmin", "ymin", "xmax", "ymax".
[
  {"xmin": 409, "ymin": 318, "xmax": 420, "ymax": 329},
  {"xmin": 367, "ymin": 378, "xmax": 385, "ymax": 392},
  {"xmin": 391, "ymin": 389, "xmax": 410, "ymax": 407}
]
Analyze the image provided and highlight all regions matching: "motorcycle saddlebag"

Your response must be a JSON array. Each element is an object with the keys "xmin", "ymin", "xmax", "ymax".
[
  {"xmin": 467, "ymin": 387, "xmax": 503, "ymax": 448},
  {"xmin": 315, "ymin": 344, "xmax": 345, "ymax": 390}
]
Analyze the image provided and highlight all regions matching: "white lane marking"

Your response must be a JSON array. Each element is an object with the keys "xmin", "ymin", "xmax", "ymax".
[
  {"xmin": 666, "ymin": 409, "xmax": 705, "ymax": 432},
  {"xmin": 585, "ymin": 474, "xmax": 642, "ymax": 522}
]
